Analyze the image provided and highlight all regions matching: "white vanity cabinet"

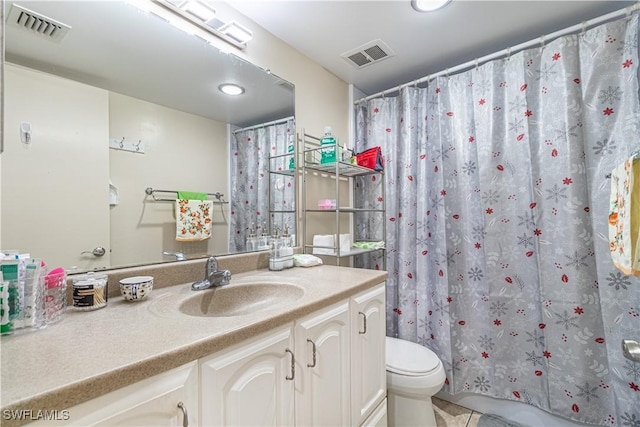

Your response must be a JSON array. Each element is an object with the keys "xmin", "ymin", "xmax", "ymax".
[
  {"xmin": 294, "ymin": 301, "xmax": 351, "ymax": 426},
  {"xmin": 28, "ymin": 362, "xmax": 198, "ymax": 426},
  {"xmin": 199, "ymin": 325, "xmax": 296, "ymax": 426},
  {"xmin": 201, "ymin": 282, "xmax": 386, "ymax": 427},
  {"xmin": 351, "ymin": 283, "xmax": 387, "ymax": 426}
]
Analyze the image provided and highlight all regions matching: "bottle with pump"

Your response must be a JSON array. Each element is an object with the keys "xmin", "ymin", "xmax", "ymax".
[
  {"xmin": 320, "ymin": 126, "xmax": 340, "ymax": 164},
  {"xmin": 269, "ymin": 229, "xmax": 284, "ymax": 271},
  {"xmin": 287, "ymin": 135, "xmax": 295, "ymax": 170},
  {"xmin": 281, "ymin": 226, "xmax": 294, "ymax": 269},
  {"xmin": 246, "ymin": 224, "xmax": 257, "ymax": 252},
  {"xmin": 258, "ymin": 221, "xmax": 270, "ymax": 250}
]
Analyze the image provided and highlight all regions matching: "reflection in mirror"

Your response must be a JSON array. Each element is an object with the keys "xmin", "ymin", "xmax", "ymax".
[
  {"xmin": 1, "ymin": 1, "xmax": 295, "ymax": 273},
  {"xmin": 230, "ymin": 118, "xmax": 297, "ymax": 253}
]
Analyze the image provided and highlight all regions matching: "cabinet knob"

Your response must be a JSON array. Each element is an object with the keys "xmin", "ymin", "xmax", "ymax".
[
  {"xmin": 306, "ymin": 339, "xmax": 317, "ymax": 368},
  {"xmin": 285, "ymin": 348, "xmax": 295, "ymax": 380},
  {"xmin": 359, "ymin": 311, "xmax": 367, "ymax": 334},
  {"xmin": 177, "ymin": 401, "xmax": 189, "ymax": 427}
]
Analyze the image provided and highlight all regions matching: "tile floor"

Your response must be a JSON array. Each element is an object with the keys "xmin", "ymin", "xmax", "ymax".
[{"xmin": 433, "ymin": 397, "xmax": 482, "ymax": 427}]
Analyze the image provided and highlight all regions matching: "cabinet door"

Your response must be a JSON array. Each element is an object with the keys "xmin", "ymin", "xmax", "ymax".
[
  {"xmin": 28, "ymin": 362, "xmax": 198, "ymax": 426},
  {"xmin": 351, "ymin": 282, "xmax": 387, "ymax": 425},
  {"xmin": 294, "ymin": 301, "xmax": 350, "ymax": 426},
  {"xmin": 361, "ymin": 398, "xmax": 388, "ymax": 427},
  {"xmin": 200, "ymin": 325, "xmax": 295, "ymax": 426}
]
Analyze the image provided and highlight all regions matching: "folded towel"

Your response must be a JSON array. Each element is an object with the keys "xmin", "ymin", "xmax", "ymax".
[
  {"xmin": 312, "ymin": 234, "xmax": 335, "ymax": 255},
  {"xmin": 353, "ymin": 241, "xmax": 385, "ymax": 250},
  {"xmin": 312, "ymin": 234, "xmax": 353, "ymax": 255},
  {"xmin": 177, "ymin": 191, "xmax": 208, "ymax": 201},
  {"xmin": 176, "ymin": 199, "xmax": 213, "ymax": 242},
  {"xmin": 609, "ymin": 155, "xmax": 640, "ymax": 276}
]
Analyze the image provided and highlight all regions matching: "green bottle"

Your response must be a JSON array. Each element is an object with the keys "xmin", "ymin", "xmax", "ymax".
[
  {"xmin": 320, "ymin": 126, "xmax": 337, "ymax": 164},
  {"xmin": 287, "ymin": 135, "xmax": 295, "ymax": 170}
]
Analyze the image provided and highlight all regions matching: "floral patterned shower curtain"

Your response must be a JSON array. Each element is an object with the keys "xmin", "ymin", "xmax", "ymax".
[
  {"xmin": 229, "ymin": 119, "xmax": 295, "ymax": 252},
  {"xmin": 355, "ymin": 17, "xmax": 640, "ymax": 425}
]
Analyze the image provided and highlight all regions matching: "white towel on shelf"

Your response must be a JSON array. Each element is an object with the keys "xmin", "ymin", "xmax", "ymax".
[
  {"xmin": 312, "ymin": 234, "xmax": 352, "ymax": 255},
  {"xmin": 176, "ymin": 199, "xmax": 213, "ymax": 242},
  {"xmin": 312, "ymin": 234, "xmax": 335, "ymax": 255},
  {"xmin": 338, "ymin": 234, "xmax": 352, "ymax": 255}
]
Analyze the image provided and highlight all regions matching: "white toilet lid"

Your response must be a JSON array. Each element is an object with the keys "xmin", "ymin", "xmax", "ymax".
[{"xmin": 386, "ymin": 336, "xmax": 441, "ymax": 376}]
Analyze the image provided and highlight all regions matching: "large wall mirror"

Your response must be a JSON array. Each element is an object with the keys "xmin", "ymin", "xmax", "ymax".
[{"xmin": 1, "ymin": 1, "xmax": 296, "ymax": 273}]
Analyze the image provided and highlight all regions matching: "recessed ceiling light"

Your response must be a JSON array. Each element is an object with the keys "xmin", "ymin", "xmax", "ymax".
[
  {"xmin": 219, "ymin": 83, "xmax": 245, "ymax": 96},
  {"xmin": 411, "ymin": 0, "xmax": 451, "ymax": 12}
]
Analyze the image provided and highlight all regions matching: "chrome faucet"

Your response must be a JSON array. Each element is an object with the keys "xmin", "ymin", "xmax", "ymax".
[
  {"xmin": 163, "ymin": 251, "xmax": 187, "ymax": 261},
  {"xmin": 192, "ymin": 256, "xmax": 231, "ymax": 291}
]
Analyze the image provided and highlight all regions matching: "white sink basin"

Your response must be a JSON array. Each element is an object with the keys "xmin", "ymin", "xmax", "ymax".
[{"xmin": 179, "ymin": 283, "xmax": 305, "ymax": 317}]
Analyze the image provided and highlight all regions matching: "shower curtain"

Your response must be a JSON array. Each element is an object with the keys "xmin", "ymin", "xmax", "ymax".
[
  {"xmin": 229, "ymin": 118, "xmax": 296, "ymax": 252},
  {"xmin": 355, "ymin": 17, "xmax": 640, "ymax": 426}
]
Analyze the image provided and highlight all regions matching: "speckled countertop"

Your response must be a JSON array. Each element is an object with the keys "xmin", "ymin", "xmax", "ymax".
[{"xmin": 0, "ymin": 256, "xmax": 387, "ymax": 427}]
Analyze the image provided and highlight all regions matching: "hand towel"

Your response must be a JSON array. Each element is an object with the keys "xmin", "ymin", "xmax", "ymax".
[
  {"xmin": 176, "ymin": 199, "xmax": 213, "ymax": 242},
  {"xmin": 177, "ymin": 191, "xmax": 208, "ymax": 201},
  {"xmin": 609, "ymin": 156, "xmax": 640, "ymax": 276}
]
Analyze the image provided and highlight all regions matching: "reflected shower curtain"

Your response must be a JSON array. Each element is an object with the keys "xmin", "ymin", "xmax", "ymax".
[
  {"xmin": 229, "ymin": 118, "xmax": 295, "ymax": 252},
  {"xmin": 355, "ymin": 17, "xmax": 640, "ymax": 425}
]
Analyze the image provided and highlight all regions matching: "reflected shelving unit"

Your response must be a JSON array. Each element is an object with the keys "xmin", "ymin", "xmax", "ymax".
[
  {"xmin": 267, "ymin": 134, "xmax": 298, "ymax": 244},
  {"xmin": 299, "ymin": 128, "xmax": 386, "ymax": 268}
]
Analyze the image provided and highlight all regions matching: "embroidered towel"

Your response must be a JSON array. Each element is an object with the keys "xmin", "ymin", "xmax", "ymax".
[
  {"xmin": 609, "ymin": 156, "xmax": 640, "ymax": 276},
  {"xmin": 176, "ymin": 199, "xmax": 213, "ymax": 241}
]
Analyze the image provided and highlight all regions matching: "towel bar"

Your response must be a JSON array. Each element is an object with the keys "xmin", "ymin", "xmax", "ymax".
[{"xmin": 145, "ymin": 187, "xmax": 228, "ymax": 204}]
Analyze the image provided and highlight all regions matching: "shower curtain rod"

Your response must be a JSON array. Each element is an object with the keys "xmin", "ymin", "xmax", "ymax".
[
  {"xmin": 232, "ymin": 116, "xmax": 295, "ymax": 133},
  {"xmin": 355, "ymin": 3, "xmax": 640, "ymax": 104}
]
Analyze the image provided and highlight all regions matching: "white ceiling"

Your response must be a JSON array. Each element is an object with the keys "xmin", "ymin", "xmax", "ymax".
[
  {"xmin": 228, "ymin": 0, "xmax": 637, "ymax": 96},
  {"xmin": 4, "ymin": 1, "xmax": 294, "ymax": 127}
]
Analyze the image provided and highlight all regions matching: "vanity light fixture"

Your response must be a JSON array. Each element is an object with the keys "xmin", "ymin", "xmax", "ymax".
[
  {"xmin": 181, "ymin": 0, "xmax": 216, "ymax": 22},
  {"xmin": 219, "ymin": 83, "xmax": 245, "ymax": 96},
  {"xmin": 411, "ymin": 0, "xmax": 452, "ymax": 12},
  {"xmin": 153, "ymin": 0, "xmax": 252, "ymax": 49},
  {"xmin": 217, "ymin": 21, "xmax": 253, "ymax": 45}
]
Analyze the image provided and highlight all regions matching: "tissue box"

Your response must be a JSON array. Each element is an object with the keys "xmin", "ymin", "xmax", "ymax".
[{"xmin": 317, "ymin": 199, "xmax": 337, "ymax": 210}]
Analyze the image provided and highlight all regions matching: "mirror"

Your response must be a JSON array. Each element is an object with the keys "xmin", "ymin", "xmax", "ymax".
[{"xmin": 1, "ymin": 1, "xmax": 295, "ymax": 272}]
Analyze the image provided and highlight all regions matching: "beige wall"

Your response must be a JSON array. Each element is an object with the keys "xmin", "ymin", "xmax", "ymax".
[
  {"xmin": 2, "ymin": 64, "xmax": 111, "ymax": 270},
  {"xmin": 109, "ymin": 93, "xmax": 229, "ymax": 266}
]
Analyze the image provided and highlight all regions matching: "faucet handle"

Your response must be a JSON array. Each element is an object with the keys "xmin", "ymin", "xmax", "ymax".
[
  {"xmin": 205, "ymin": 256, "xmax": 219, "ymax": 275},
  {"xmin": 221, "ymin": 270, "xmax": 232, "ymax": 285}
]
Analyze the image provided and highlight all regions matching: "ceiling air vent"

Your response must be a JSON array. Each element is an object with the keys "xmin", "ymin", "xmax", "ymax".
[
  {"xmin": 341, "ymin": 39, "xmax": 395, "ymax": 69},
  {"xmin": 8, "ymin": 4, "xmax": 71, "ymax": 42}
]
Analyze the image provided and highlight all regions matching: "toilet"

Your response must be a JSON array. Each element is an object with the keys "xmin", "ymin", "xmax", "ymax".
[{"xmin": 385, "ymin": 336, "xmax": 446, "ymax": 427}]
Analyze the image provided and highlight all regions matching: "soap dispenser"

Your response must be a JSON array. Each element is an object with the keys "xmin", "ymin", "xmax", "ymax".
[
  {"xmin": 269, "ymin": 229, "xmax": 284, "ymax": 271},
  {"xmin": 281, "ymin": 226, "xmax": 294, "ymax": 269},
  {"xmin": 258, "ymin": 221, "xmax": 270, "ymax": 250},
  {"xmin": 246, "ymin": 223, "xmax": 258, "ymax": 252}
]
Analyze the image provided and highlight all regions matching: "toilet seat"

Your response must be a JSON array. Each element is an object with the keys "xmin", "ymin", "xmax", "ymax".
[{"xmin": 386, "ymin": 336, "xmax": 441, "ymax": 376}]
